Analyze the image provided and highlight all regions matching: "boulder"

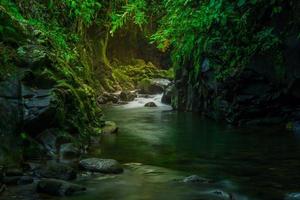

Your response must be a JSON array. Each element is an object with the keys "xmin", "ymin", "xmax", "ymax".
[
  {"xmin": 59, "ymin": 143, "xmax": 80, "ymax": 160},
  {"xmin": 79, "ymin": 158, "xmax": 123, "ymax": 174},
  {"xmin": 102, "ymin": 121, "xmax": 118, "ymax": 134},
  {"xmin": 0, "ymin": 183, "xmax": 6, "ymax": 194},
  {"xmin": 162, "ymin": 84, "xmax": 175, "ymax": 104},
  {"xmin": 36, "ymin": 129, "xmax": 59, "ymax": 158},
  {"xmin": 36, "ymin": 179, "xmax": 86, "ymax": 196},
  {"xmin": 285, "ymin": 193, "xmax": 300, "ymax": 200},
  {"xmin": 144, "ymin": 102, "xmax": 157, "ymax": 107},
  {"xmin": 35, "ymin": 162, "xmax": 77, "ymax": 181},
  {"xmin": 119, "ymin": 91, "xmax": 137, "ymax": 102},
  {"xmin": 211, "ymin": 190, "xmax": 233, "ymax": 200},
  {"xmin": 183, "ymin": 175, "xmax": 211, "ymax": 184},
  {"xmin": 98, "ymin": 92, "xmax": 119, "ymax": 104},
  {"xmin": 22, "ymin": 87, "xmax": 57, "ymax": 133},
  {"xmin": 138, "ymin": 78, "xmax": 170, "ymax": 94},
  {"xmin": 0, "ymin": 78, "xmax": 23, "ymax": 166},
  {"xmin": 5, "ymin": 168, "xmax": 23, "ymax": 176},
  {"xmin": 2, "ymin": 176, "xmax": 33, "ymax": 185}
]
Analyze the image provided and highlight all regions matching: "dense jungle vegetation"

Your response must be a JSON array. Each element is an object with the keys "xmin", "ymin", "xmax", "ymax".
[
  {"xmin": 1, "ymin": 0, "xmax": 300, "ymax": 199},
  {"xmin": 1, "ymin": 0, "xmax": 299, "ymax": 135}
]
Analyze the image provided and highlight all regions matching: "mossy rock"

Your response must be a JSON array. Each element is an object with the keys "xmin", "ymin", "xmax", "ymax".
[{"xmin": 102, "ymin": 121, "xmax": 118, "ymax": 134}]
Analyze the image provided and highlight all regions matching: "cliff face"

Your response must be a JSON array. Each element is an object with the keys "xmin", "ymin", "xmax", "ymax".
[{"xmin": 173, "ymin": 3, "xmax": 300, "ymax": 126}]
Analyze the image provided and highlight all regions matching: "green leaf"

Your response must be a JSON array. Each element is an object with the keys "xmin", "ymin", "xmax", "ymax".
[{"xmin": 238, "ymin": 0, "xmax": 246, "ymax": 7}]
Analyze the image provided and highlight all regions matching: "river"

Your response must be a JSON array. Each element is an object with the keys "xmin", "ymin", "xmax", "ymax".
[
  {"xmin": 88, "ymin": 94, "xmax": 300, "ymax": 200},
  {"xmin": 3, "ymin": 94, "xmax": 300, "ymax": 200}
]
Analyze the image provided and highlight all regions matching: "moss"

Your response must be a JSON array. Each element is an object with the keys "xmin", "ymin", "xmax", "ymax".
[
  {"xmin": 138, "ymin": 78, "xmax": 151, "ymax": 91},
  {"xmin": 111, "ymin": 61, "xmax": 174, "ymax": 90}
]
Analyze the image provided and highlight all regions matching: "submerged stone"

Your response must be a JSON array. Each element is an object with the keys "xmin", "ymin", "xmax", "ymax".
[
  {"xmin": 144, "ymin": 102, "xmax": 157, "ymax": 107},
  {"xmin": 102, "ymin": 121, "xmax": 118, "ymax": 134},
  {"xmin": 183, "ymin": 175, "xmax": 211, "ymax": 184},
  {"xmin": 35, "ymin": 162, "xmax": 77, "ymax": 181},
  {"xmin": 37, "ymin": 179, "xmax": 86, "ymax": 196},
  {"xmin": 285, "ymin": 193, "xmax": 300, "ymax": 200},
  {"xmin": 2, "ymin": 176, "xmax": 33, "ymax": 185},
  {"xmin": 79, "ymin": 158, "xmax": 123, "ymax": 174},
  {"xmin": 119, "ymin": 91, "xmax": 137, "ymax": 102}
]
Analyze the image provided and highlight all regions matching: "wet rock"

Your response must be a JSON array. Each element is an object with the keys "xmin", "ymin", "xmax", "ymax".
[
  {"xmin": 98, "ymin": 92, "xmax": 119, "ymax": 104},
  {"xmin": 139, "ymin": 78, "xmax": 170, "ymax": 94},
  {"xmin": 285, "ymin": 193, "xmax": 300, "ymax": 200},
  {"xmin": 119, "ymin": 91, "xmax": 137, "ymax": 102},
  {"xmin": 102, "ymin": 121, "xmax": 118, "ymax": 134},
  {"xmin": 5, "ymin": 168, "xmax": 23, "ymax": 176},
  {"xmin": 79, "ymin": 158, "xmax": 123, "ymax": 174},
  {"xmin": 36, "ymin": 129, "xmax": 58, "ymax": 158},
  {"xmin": 202, "ymin": 190, "xmax": 233, "ymax": 200},
  {"xmin": 18, "ymin": 176, "xmax": 34, "ymax": 185},
  {"xmin": 0, "ymin": 78, "xmax": 23, "ymax": 160},
  {"xmin": 35, "ymin": 162, "xmax": 77, "ymax": 181},
  {"xmin": 37, "ymin": 179, "xmax": 86, "ymax": 196},
  {"xmin": 162, "ymin": 84, "xmax": 175, "ymax": 104},
  {"xmin": 183, "ymin": 175, "xmax": 211, "ymax": 184},
  {"xmin": 22, "ymin": 87, "xmax": 58, "ymax": 133},
  {"xmin": 0, "ymin": 183, "xmax": 6, "ymax": 194},
  {"xmin": 2, "ymin": 176, "xmax": 33, "ymax": 185},
  {"xmin": 144, "ymin": 102, "xmax": 157, "ymax": 107},
  {"xmin": 59, "ymin": 143, "xmax": 80, "ymax": 160},
  {"xmin": 0, "ymin": 166, "xmax": 3, "ymax": 180}
]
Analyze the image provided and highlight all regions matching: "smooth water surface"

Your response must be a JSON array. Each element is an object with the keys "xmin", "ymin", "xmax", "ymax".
[
  {"xmin": 97, "ymin": 95, "xmax": 300, "ymax": 200},
  {"xmin": 3, "ymin": 95, "xmax": 300, "ymax": 200}
]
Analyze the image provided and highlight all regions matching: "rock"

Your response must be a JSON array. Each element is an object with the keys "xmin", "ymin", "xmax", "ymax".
[
  {"xmin": 119, "ymin": 91, "xmax": 137, "ymax": 102},
  {"xmin": 201, "ymin": 190, "xmax": 233, "ymax": 200},
  {"xmin": 0, "ymin": 183, "xmax": 6, "ymax": 194},
  {"xmin": 18, "ymin": 176, "xmax": 34, "ymax": 185},
  {"xmin": 0, "ymin": 78, "xmax": 23, "ymax": 163},
  {"xmin": 138, "ymin": 78, "xmax": 170, "ymax": 94},
  {"xmin": 35, "ymin": 162, "xmax": 77, "ymax": 181},
  {"xmin": 36, "ymin": 179, "xmax": 86, "ymax": 196},
  {"xmin": 2, "ymin": 176, "xmax": 20, "ymax": 185},
  {"xmin": 79, "ymin": 158, "xmax": 123, "ymax": 174},
  {"xmin": 17, "ymin": 45, "xmax": 50, "ymax": 68},
  {"xmin": 36, "ymin": 129, "xmax": 58, "ymax": 158},
  {"xmin": 162, "ymin": 84, "xmax": 175, "ymax": 104},
  {"xmin": 2, "ymin": 176, "xmax": 33, "ymax": 185},
  {"xmin": 0, "ymin": 166, "xmax": 3, "ymax": 180},
  {"xmin": 183, "ymin": 175, "xmax": 211, "ymax": 184},
  {"xmin": 59, "ymin": 143, "xmax": 80, "ymax": 160},
  {"xmin": 5, "ymin": 168, "xmax": 23, "ymax": 176},
  {"xmin": 285, "ymin": 193, "xmax": 300, "ymax": 200},
  {"xmin": 144, "ymin": 102, "xmax": 157, "ymax": 107},
  {"xmin": 102, "ymin": 121, "xmax": 118, "ymax": 134},
  {"xmin": 22, "ymin": 87, "xmax": 58, "ymax": 134},
  {"xmin": 98, "ymin": 92, "xmax": 119, "ymax": 104}
]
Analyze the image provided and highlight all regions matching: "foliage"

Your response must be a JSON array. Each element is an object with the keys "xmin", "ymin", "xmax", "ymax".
[
  {"xmin": 112, "ymin": 61, "xmax": 173, "ymax": 90},
  {"xmin": 110, "ymin": 0, "xmax": 147, "ymax": 35},
  {"xmin": 63, "ymin": 0, "xmax": 101, "ymax": 25},
  {"xmin": 151, "ymin": 0, "xmax": 291, "ymax": 80},
  {"xmin": 0, "ymin": 0, "xmax": 103, "ymax": 138}
]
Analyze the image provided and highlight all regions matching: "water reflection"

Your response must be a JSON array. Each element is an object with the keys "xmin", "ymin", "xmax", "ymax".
[{"xmin": 100, "ymin": 102, "xmax": 300, "ymax": 199}]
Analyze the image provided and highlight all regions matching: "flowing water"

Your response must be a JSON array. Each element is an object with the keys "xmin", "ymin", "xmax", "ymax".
[
  {"xmin": 97, "ymin": 94, "xmax": 300, "ymax": 200},
  {"xmin": 3, "ymin": 94, "xmax": 300, "ymax": 200}
]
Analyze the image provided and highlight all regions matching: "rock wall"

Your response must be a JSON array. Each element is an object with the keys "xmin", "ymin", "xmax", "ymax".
[{"xmin": 173, "ymin": 5, "xmax": 300, "ymax": 127}]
